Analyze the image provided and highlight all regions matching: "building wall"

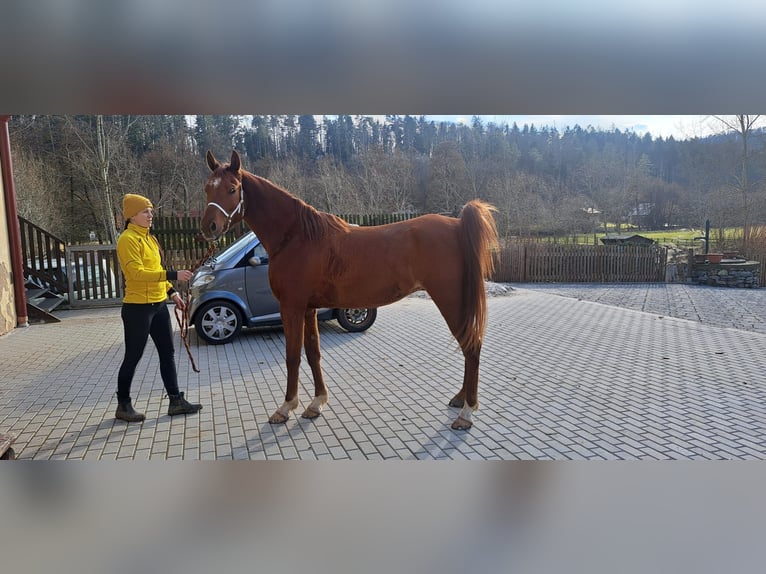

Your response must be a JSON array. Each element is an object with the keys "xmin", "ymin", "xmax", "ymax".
[{"xmin": 0, "ymin": 163, "xmax": 17, "ymax": 336}]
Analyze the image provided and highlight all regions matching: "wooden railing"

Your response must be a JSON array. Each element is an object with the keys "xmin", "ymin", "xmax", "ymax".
[
  {"xmin": 18, "ymin": 216, "xmax": 68, "ymax": 294},
  {"xmin": 65, "ymin": 245, "xmax": 124, "ymax": 307},
  {"xmin": 495, "ymin": 243, "xmax": 668, "ymax": 283}
]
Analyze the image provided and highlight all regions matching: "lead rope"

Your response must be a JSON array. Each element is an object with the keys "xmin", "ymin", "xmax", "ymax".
[{"xmin": 174, "ymin": 242, "xmax": 218, "ymax": 373}]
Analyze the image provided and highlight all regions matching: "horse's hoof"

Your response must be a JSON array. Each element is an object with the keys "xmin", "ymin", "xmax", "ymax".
[
  {"xmin": 451, "ymin": 417, "xmax": 473, "ymax": 431},
  {"xmin": 449, "ymin": 397, "xmax": 465, "ymax": 408},
  {"xmin": 269, "ymin": 412, "xmax": 289, "ymax": 424},
  {"xmin": 301, "ymin": 407, "xmax": 321, "ymax": 419}
]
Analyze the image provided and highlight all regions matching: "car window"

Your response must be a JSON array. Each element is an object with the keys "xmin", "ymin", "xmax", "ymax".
[
  {"xmin": 215, "ymin": 232, "xmax": 255, "ymax": 261},
  {"xmin": 234, "ymin": 242, "xmax": 268, "ymax": 267},
  {"xmin": 253, "ymin": 243, "xmax": 268, "ymax": 260}
]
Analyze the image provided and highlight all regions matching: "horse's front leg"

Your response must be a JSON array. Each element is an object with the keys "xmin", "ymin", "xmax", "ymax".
[
  {"xmin": 449, "ymin": 389, "xmax": 466, "ymax": 408},
  {"xmin": 269, "ymin": 309, "xmax": 304, "ymax": 424},
  {"xmin": 301, "ymin": 308, "xmax": 328, "ymax": 419}
]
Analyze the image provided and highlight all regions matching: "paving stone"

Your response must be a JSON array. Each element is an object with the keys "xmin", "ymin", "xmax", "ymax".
[{"xmin": 3, "ymin": 287, "xmax": 766, "ymax": 460}]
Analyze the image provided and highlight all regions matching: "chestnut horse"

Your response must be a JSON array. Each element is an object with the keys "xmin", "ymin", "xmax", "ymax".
[{"xmin": 201, "ymin": 150, "xmax": 499, "ymax": 430}]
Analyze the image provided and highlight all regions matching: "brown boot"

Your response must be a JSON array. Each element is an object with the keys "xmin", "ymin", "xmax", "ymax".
[{"xmin": 115, "ymin": 399, "xmax": 145, "ymax": 422}]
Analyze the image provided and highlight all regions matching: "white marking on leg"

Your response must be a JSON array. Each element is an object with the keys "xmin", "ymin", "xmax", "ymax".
[
  {"xmin": 458, "ymin": 403, "xmax": 476, "ymax": 423},
  {"xmin": 277, "ymin": 398, "xmax": 299, "ymax": 417},
  {"xmin": 308, "ymin": 394, "xmax": 328, "ymax": 413}
]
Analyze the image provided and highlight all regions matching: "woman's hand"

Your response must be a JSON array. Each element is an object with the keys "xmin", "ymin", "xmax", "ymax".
[
  {"xmin": 172, "ymin": 292, "xmax": 186, "ymax": 311},
  {"xmin": 177, "ymin": 269, "xmax": 193, "ymax": 282}
]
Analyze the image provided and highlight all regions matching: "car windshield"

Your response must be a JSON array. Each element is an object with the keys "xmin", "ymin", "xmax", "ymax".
[{"xmin": 206, "ymin": 231, "xmax": 257, "ymax": 269}]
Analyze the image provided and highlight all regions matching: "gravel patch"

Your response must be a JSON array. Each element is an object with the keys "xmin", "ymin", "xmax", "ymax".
[{"xmin": 407, "ymin": 281, "xmax": 515, "ymax": 300}]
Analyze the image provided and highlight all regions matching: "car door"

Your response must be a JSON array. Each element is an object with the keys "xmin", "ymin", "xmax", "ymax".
[{"xmin": 243, "ymin": 241, "xmax": 281, "ymax": 321}]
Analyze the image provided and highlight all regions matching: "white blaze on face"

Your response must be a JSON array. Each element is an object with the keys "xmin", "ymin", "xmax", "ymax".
[{"xmin": 210, "ymin": 177, "xmax": 221, "ymax": 189}]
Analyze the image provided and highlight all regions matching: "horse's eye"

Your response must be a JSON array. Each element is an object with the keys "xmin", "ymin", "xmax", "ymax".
[{"xmin": 229, "ymin": 187, "xmax": 237, "ymax": 194}]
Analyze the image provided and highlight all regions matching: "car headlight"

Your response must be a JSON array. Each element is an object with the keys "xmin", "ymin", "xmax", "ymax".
[{"xmin": 191, "ymin": 273, "xmax": 215, "ymax": 288}]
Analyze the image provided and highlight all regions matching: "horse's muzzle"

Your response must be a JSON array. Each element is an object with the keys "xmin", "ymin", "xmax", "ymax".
[{"xmin": 200, "ymin": 219, "xmax": 223, "ymax": 242}]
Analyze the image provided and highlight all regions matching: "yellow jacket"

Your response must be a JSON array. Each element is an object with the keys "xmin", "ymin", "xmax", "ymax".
[{"xmin": 117, "ymin": 223, "xmax": 175, "ymax": 303}]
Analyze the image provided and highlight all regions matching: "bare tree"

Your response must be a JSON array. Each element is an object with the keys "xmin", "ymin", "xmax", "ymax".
[
  {"xmin": 624, "ymin": 153, "xmax": 653, "ymax": 231},
  {"xmin": 356, "ymin": 148, "xmax": 415, "ymax": 214},
  {"xmin": 710, "ymin": 115, "xmax": 763, "ymax": 248},
  {"xmin": 12, "ymin": 147, "xmax": 68, "ymax": 238},
  {"xmin": 425, "ymin": 141, "xmax": 470, "ymax": 215},
  {"xmin": 571, "ymin": 147, "xmax": 626, "ymax": 233},
  {"xmin": 315, "ymin": 156, "xmax": 359, "ymax": 213},
  {"xmin": 491, "ymin": 171, "xmax": 552, "ymax": 238},
  {"xmin": 267, "ymin": 155, "xmax": 317, "ymax": 206},
  {"xmin": 64, "ymin": 115, "xmax": 139, "ymax": 243},
  {"xmin": 141, "ymin": 139, "xmax": 204, "ymax": 216}
]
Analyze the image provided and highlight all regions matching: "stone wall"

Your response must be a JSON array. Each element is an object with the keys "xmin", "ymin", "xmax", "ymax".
[
  {"xmin": 688, "ymin": 261, "xmax": 761, "ymax": 288},
  {"xmin": 0, "ymin": 170, "xmax": 18, "ymax": 336}
]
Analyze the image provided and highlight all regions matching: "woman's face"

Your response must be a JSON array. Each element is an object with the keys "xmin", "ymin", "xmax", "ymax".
[{"xmin": 131, "ymin": 207, "xmax": 154, "ymax": 228}]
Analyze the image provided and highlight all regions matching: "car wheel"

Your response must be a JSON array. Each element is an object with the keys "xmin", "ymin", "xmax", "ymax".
[
  {"xmin": 194, "ymin": 300, "xmax": 243, "ymax": 344},
  {"xmin": 336, "ymin": 307, "xmax": 377, "ymax": 332}
]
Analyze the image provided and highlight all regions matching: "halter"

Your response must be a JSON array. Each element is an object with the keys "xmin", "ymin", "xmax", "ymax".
[{"xmin": 206, "ymin": 184, "xmax": 245, "ymax": 235}]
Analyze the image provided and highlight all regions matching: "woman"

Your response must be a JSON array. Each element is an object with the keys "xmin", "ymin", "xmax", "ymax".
[{"xmin": 114, "ymin": 193, "xmax": 203, "ymax": 422}]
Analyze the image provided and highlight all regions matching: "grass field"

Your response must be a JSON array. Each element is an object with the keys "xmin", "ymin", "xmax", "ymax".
[{"xmin": 549, "ymin": 227, "xmax": 747, "ymax": 247}]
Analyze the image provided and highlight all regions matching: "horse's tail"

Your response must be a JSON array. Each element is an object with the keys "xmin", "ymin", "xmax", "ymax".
[{"xmin": 457, "ymin": 200, "xmax": 499, "ymax": 354}]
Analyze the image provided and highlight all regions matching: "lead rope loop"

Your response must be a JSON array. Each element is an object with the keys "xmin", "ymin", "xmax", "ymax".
[{"xmin": 174, "ymin": 242, "xmax": 218, "ymax": 373}]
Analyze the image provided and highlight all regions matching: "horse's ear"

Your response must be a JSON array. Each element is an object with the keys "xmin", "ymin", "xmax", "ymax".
[
  {"xmin": 229, "ymin": 150, "xmax": 241, "ymax": 172},
  {"xmin": 206, "ymin": 150, "xmax": 219, "ymax": 172}
]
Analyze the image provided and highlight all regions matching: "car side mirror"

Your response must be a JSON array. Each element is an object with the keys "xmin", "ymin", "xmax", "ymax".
[{"xmin": 248, "ymin": 256, "xmax": 268, "ymax": 266}]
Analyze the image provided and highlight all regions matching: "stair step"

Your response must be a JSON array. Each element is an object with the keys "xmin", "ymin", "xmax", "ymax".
[
  {"xmin": 26, "ymin": 287, "xmax": 66, "ymax": 323},
  {"xmin": 0, "ymin": 433, "xmax": 16, "ymax": 460},
  {"xmin": 33, "ymin": 296, "xmax": 66, "ymax": 312},
  {"xmin": 26, "ymin": 304, "xmax": 61, "ymax": 324},
  {"xmin": 25, "ymin": 288, "xmax": 49, "ymax": 299}
]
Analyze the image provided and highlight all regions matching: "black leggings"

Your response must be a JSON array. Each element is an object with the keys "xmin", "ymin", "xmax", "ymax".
[{"xmin": 117, "ymin": 302, "xmax": 180, "ymax": 401}]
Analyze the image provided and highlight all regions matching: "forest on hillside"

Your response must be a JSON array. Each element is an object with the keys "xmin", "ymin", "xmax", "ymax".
[{"xmin": 8, "ymin": 114, "xmax": 766, "ymax": 245}]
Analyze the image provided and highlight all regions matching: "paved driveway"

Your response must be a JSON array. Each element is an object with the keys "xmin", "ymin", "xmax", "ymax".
[
  {"xmin": 510, "ymin": 282, "xmax": 766, "ymax": 334},
  {"xmin": 1, "ymin": 283, "xmax": 765, "ymax": 459}
]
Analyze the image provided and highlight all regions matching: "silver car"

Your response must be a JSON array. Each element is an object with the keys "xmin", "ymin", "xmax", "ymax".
[{"xmin": 188, "ymin": 231, "xmax": 377, "ymax": 344}]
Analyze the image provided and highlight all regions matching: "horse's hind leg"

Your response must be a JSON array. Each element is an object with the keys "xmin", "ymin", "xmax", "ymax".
[
  {"xmin": 429, "ymin": 290, "xmax": 481, "ymax": 431},
  {"xmin": 301, "ymin": 309, "xmax": 328, "ymax": 419},
  {"xmin": 447, "ymin": 354, "xmax": 479, "ymax": 410},
  {"xmin": 450, "ymin": 348, "xmax": 480, "ymax": 431}
]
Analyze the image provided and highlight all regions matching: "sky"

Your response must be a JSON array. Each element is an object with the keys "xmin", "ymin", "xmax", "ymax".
[
  {"xmin": 211, "ymin": 115, "xmax": 731, "ymax": 143},
  {"xmin": 426, "ymin": 115, "xmax": 720, "ymax": 141}
]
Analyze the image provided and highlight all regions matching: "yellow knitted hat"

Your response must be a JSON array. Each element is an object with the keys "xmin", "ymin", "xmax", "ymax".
[{"xmin": 123, "ymin": 194, "xmax": 153, "ymax": 220}]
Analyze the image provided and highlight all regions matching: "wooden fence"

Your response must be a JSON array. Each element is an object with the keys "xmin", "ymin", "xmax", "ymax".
[
  {"xmin": 336, "ymin": 213, "xmax": 420, "ymax": 226},
  {"xmin": 18, "ymin": 215, "xmax": 675, "ymax": 310},
  {"xmin": 152, "ymin": 214, "xmax": 420, "ymax": 269},
  {"xmin": 152, "ymin": 216, "xmax": 248, "ymax": 271},
  {"xmin": 742, "ymin": 251, "xmax": 766, "ymax": 287},
  {"xmin": 495, "ymin": 243, "xmax": 668, "ymax": 283}
]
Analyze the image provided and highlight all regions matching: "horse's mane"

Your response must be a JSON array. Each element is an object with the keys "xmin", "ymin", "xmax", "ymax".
[
  {"xmin": 248, "ymin": 171, "xmax": 349, "ymax": 241},
  {"xmin": 295, "ymin": 199, "xmax": 350, "ymax": 241}
]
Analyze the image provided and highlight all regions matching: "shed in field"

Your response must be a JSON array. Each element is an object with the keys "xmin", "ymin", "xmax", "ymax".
[{"xmin": 600, "ymin": 234, "xmax": 655, "ymax": 246}]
